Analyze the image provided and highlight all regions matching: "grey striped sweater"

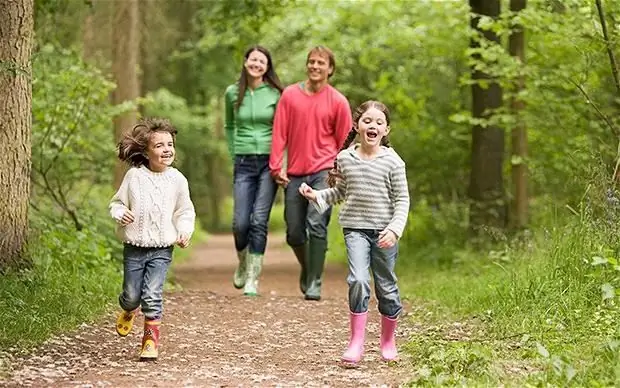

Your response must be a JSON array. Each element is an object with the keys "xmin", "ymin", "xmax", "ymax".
[{"xmin": 314, "ymin": 145, "xmax": 410, "ymax": 238}]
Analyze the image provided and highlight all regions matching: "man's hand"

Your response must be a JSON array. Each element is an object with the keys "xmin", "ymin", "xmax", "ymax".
[
  {"xmin": 273, "ymin": 170, "xmax": 290, "ymax": 188},
  {"xmin": 298, "ymin": 182, "xmax": 317, "ymax": 201},
  {"xmin": 177, "ymin": 233, "xmax": 190, "ymax": 248},
  {"xmin": 118, "ymin": 210, "xmax": 135, "ymax": 226},
  {"xmin": 377, "ymin": 229, "xmax": 398, "ymax": 249}
]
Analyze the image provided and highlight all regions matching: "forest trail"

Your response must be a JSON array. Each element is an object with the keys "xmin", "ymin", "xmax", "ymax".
[{"xmin": 2, "ymin": 234, "xmax": 417, "ymax": 387}]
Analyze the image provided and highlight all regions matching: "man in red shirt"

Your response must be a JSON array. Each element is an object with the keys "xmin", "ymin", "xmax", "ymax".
[{"xmin": 269, "ymin": 46, "xmax": 353, "ymax": 301}]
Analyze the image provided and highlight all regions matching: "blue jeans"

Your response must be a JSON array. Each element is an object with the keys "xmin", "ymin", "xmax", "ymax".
[
  {"xmin": 233, "ymin": 155, "xmax": 277, "ymax": 254},
  {"xmin": 119, "ymin": 244, "xmax": 173, "ymax": 321},
  {"xmin": 284, "ymin": 169, "xmax": 332, "ymax": 246},
  {"xmin": 344, "ymin": 228, "xmax": 402, "ymax": 318}
]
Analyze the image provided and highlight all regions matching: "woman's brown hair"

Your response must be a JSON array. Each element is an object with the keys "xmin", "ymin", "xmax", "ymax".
[{"xmin": 235, "ymin": 45, "xmax": 284, "ymax": 111}]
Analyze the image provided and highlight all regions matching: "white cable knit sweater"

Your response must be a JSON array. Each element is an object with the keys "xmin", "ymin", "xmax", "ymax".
[{"xmin": 109, "ymin": 166, "xmax": 196, "ymax": 248}]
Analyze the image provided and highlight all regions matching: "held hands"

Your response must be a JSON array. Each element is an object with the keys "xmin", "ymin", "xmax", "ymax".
[
  {"xmin": 118, "ymin": 209, "xmax": 135, "ymax": 226},
  {"xmin": 274, "ymin": 170, "xmax": 290, "ymax": 188},
  {"xmin": 177, "ymin": 233, "xmax": 190, "ymax": 248},
  {"xmin": 378, "ymin": 229, "xmax": 398, "ymax": 249},
  {"xmin": 298, "ymin": 183, "xmax": 317, "ymax": 201}
]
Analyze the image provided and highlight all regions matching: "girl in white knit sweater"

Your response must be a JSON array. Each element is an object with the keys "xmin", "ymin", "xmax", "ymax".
[{"xmin": 109, "ymin": 118, "xmax": 195, "ymax": 361}]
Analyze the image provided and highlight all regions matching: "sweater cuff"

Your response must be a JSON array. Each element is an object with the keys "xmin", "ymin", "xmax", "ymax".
[
  {"xmin": 386, "ymin": 225, "xmax": 404, "ymax": 240},
  {"xmin": 312, "ymin": 193, "xmax": 331, "ymax": 215},
  {"xmin": 110, "ymin": 206, "xmax": 126, "ymax": 222},
  {"xmin": 176, "ymin": 221, "xmax": 195, "ymax": 237}
]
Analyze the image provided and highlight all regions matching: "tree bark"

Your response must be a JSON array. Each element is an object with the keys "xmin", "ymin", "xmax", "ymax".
[
  {"xmin": 0, "ymin": 0, "xmax": 34, "ymax": 269},
  {"xmin": 209, "ymin": 97, "xmax": 225, "ymax": 230},
  {"xmin": 82, "ymin": 0, "xmax": 96, "ymax": 62},
  {"xmin": 112, "ymin": 0, "xmax": 140, "ymax": 188},
  {"xmin": 468, "ymin": 0, "xmax": 507, "ymax": 236},
  {"xmin": 509, "ymin": 0, "xmax": 528, "ymax": 229}
]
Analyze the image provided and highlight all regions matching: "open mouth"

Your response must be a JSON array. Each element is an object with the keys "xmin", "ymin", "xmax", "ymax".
[{"xmin": 365, "ymin": 130, "xmax": 378, "ymax": 140}]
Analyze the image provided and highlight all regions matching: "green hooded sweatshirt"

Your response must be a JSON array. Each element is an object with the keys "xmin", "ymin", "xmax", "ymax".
[{"xmin": 224, "ymin": 83, "xmax": 280, "ymax": 157}]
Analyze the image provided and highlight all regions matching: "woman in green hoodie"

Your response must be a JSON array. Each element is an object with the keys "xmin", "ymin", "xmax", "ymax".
[{"xmin": 224, "ymin": 45, "xmax": 283, "ymax": 296}]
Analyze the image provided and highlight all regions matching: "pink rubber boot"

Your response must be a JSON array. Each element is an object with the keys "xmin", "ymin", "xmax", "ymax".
[
  {"xmin": 380, "ymin": 315, "xmax": 398, "ymax": 361},
  {"xmin": 341, "ymin": 311, "xmax": 368, "ymax": 364}
]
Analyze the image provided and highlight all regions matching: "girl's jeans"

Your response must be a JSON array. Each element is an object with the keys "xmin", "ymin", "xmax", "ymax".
[
  {"xmin": 233, "ymin": 155, "xmax": 277, "ymax": 254},
  {"xmin": 343, "ymin": 228, "xmax": 402, "ymax": 318},
  {"xmin": 119, "ymin": 244, "xmax": 173, "ymax": 321}
]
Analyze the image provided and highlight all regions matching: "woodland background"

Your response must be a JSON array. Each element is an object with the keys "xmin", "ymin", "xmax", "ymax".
[{"xmin": 3, "ymin": 0, "xmax": 620, "ymax": 385}]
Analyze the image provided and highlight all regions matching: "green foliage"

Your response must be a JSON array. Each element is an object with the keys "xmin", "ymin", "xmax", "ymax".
[
  {"xmin": 31, "ymin": 44, "xmax": 126, "ymax": 230},
  {"xmin": 0, "ymin": 213, "xmax": 121, "ymax": 351},
  {"xmin": 21, "ymin": 1, "xmax": 620, "ymax": 384},
  {"xmin": 405, "ymin": 336, "xmax": 494, "ymax": 386},
  {"xmin": 0, "ymin": 42, "xmax": 127, "ymax": 351},
  {"xmin": 399, "ymin": 184, "xmax": 620, "ymax": 385}
]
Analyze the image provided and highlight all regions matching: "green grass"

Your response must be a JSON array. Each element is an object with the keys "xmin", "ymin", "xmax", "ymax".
[
  {"xmin": 324, "ymin": 198, "xmax": 620, "ymax": 385},
  {"xmin": 0, "ymin": 222, "xmax": 122, "ymax": 353},
  {"xmin": 0, "ymin": 214, "xmax": 208, "ymax": 354},
  {"xmin": 396, "ymin": 209, "xmax": 620, "ymax": 386}
]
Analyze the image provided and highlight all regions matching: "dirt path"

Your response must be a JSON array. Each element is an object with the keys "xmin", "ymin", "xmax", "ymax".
[{"xmin": 2, "ymin": 234, "xmax": 416, "ymax": 387}]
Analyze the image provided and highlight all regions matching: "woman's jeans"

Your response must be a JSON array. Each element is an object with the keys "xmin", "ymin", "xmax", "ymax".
[
  {"xmin": 343, "ymin": 228, "xmax": 402, "ymax": 318},
  {"xmin": 118, "ymin": 244, "xmax": 173, "ymax": 321},
  {"xmin": 233, "ymin": 154, "xmax": 277, "ymax": 254}
]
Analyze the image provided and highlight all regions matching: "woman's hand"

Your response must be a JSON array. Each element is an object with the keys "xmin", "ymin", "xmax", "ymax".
[
  {"xmin": 177, "ymin": 233, "xmax": 190, "ymax": 248},
  {"xmin": 377, "ymin": 229, "xmax": 398, "ymax": 248},
  {"xmin": 118, "ymin": 210, "xmax": 135, "ymax": 226},
  {"xmin": 298, "ymin": 182, "xmax": 317, "ymax": 201}
]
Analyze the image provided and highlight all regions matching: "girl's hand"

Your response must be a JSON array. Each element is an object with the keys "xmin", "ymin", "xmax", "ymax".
[
  {"xmin": 177, "ymin": 233, "xmax": 190, "ymax": 248},
  {"xmin": 298, "ymin": 182, "xmax": 317, "ymax": 201},
  {"xmin": 119, "ymin": 210, "xmax": 135, "ymax": 226},
  {"xmin": 377, "ymin": 229, "xmax": 397, "ymax": 248}
]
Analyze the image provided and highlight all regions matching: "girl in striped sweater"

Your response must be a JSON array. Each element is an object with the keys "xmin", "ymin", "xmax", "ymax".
[{"xmin": 298, "ymin": 100, "xmax": 410, "ymax": 365}]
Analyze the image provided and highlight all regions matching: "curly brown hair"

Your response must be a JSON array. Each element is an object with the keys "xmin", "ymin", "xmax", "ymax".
[
  {"xmin": 117, "ymin": 118, "xmax": 178, "ymax": 167},
  {"xmin": 326, "ymin": 100, "xmax": 391, "ymax": 187}
]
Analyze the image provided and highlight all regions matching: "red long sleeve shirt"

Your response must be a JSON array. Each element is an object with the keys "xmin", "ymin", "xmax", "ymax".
[{"xmin": 269, "ymin": 83, "xmax": 353, "ymax": 176}]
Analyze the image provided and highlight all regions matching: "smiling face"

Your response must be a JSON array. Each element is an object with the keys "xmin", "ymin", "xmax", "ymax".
[
  {"xmin": 146, "ymin": 131, "xmax": 175, "ymax": 172},
  {"xmin": 306, "ymin": 52, "xmax": 332, "ymax": 84},
  {"xmin": 356, "ymin": 107, "xmax": 390, "ymax": 150},
  {"xmin": 244, "ymin": 49, "xmax": 268, "ymax": 80}
]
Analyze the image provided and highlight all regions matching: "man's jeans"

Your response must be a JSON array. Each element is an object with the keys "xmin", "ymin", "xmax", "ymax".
[
  {"xmin": 343, "ymin": 228, "xmax": 402, "ymax": 318},
  {"xmin": 119, "ymin": 244, "xmax": 173, "ymax": 321},
  {"xmin": 233, "ymin": 155, "xmax": 277, "ymax": 254},
  {"xmin": 284, "ymin": 169, "xmax": 332, "ymax": 246}
]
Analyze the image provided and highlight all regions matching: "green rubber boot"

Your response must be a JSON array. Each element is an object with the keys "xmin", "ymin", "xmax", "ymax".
[
  {"xmin": 291, "ymin": 244, "xmax": 308, "ymax": 294},
  {"xmin": 243, "ymin": 253, "xmax": 263, "ymax": 296},
  {"xmin": 304, "ymin": 237, "xmax": 327, "ymax": 301},
  {"xmin": 233, "ymin": 248, "xmax": 248, "ymax": 289}
]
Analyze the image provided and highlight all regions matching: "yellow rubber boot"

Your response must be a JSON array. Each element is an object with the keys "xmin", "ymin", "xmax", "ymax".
[{"xmin": 115, "ymin": 308, "xmax": 139, "ymax": 337}]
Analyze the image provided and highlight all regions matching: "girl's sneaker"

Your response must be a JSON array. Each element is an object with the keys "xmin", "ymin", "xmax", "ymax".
[
  {"xmin": 140, "ymin": 320, "xmax": 161, "ymax": 361},
  {"xmin": 115, "ymin": 308, "xmax": 139, "ymax": 337}
]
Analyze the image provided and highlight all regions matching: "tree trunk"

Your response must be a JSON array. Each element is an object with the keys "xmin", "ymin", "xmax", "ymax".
[
  {"xmin": 82, "ymin": 0, "xmax": 96, "ymax": 62},
  {"xmin": 509, "ymin": 0, "xmax": 528, "ymax": 229},
  {"xmin": 0, "ymin": 0, "xmax": 34, "ymax": 269},
  {"xmin": 209, "ymin": 97, "xmax": 225, "ymax": 230},
  {"xmin": 468, "ymin": 0, "xmax": 507, "ymax": 236},
  {"xmin": 112, "ymin": 0, "xmax": 140, "ymax": 188}
]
